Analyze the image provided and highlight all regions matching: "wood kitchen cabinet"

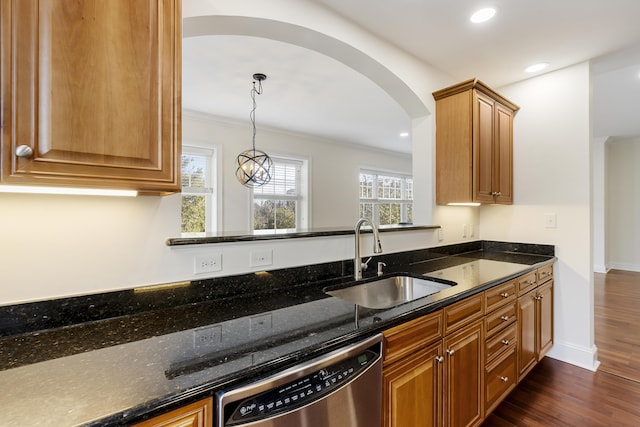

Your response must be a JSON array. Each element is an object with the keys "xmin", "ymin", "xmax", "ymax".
[
  {"xmin": 433, "ymin": 79, "xmax": 519, "ymax": 205},
  {"xmin": 382, "ymin": 263, "xmax": 553, "ymax": 427},
  {"xmin": 382, "ymin": 311, "xmax": 443, "ymax": 427},
  {"xmin": 443, "ymin": 320, "xmax": 484, "ymax": 427},
  {"xmin": 133, "ymin": 397, "xmax": 213, "ymax": 427},
  {"xmin": 483, "ymin": 280, "xmax": 517, "ymax": 415},
  {"xmin": 517, "ymin": 265, "xmax": 554, "ymax": 381},
  {"xmin": 0, "ymin": 0, "xmax": 181, "ymax": 194}
]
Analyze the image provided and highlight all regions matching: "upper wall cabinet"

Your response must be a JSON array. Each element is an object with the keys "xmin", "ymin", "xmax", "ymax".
[
  {"xmin": 433, "ymin": 79, "xmax": 519, "ymax": 205},
  {"xmin": 0, "ymin": 0, "xmax": 181, "ymax": 194}
]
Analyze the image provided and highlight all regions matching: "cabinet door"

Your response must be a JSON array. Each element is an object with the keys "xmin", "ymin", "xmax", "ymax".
[
  {"xmin": 493, "ymin": 103, "xmax": 513, "ymax": 204},
  {"xmin": 1, "ymin": 0, "xmax": 181, "ymax": 194},
  {"xmin": 473, "ymin": 91, "xmax": 495, "ymax": 203},
  {"xmin": 133, "ymin": 397, "xmax": 213, "ymax": 427},
  {"xmin": 444, "ymin": 320, "xmax": 484, "ymax": 427},
  {"xmin": 383, "ymin": 342, "xmax": 443, "ymax": 427},
  {"xmin": 537, "ymin": 280, "xmax": 554, "ymax": 360},
  {"xmin": 517, "ymin": 290, "xmax": 537, "ymax": 380}
]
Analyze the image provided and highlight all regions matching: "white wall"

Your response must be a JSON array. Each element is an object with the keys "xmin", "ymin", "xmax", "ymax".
[
  {"xmin": 183, "ymin": 112, "xmax": 412, "ymax": 231},
  {"xmin": 605, "ymin": 137, "xmax": 640, "ymax": 271},
  {"xmin": 479, "ymin": 63, "xmax": 598, "ymax": 370},
  {"xmin": 592, "ymin": 137, "xmax": 608, "ymax": 273}
]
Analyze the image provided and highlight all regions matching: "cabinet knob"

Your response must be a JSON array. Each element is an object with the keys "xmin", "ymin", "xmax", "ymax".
[
  {"xmin": 501, "ymin": 315, "xmax": 509, "ymax": 321},
  {"xmin": 16, "ymin": 145, "xmax": 34, "ymax": 158},
  {"xmin": 499, "ymin": 376, "xmax": 509, "ymax": 383},
  {"xmin": 500, "ymin": 292, "xmax": 509, "ymax": 298},
  {"xmin": 501, "ymin": 339, "xmax": 510, "ymax": 346},
  {"xmin": 435, "ymin": 356, "xmax": 444, "ymax": 363},
  {"xmin": 535, "ymin": 295, "xmax": 544, "ymax": 301},
  {"xmin": 446, "ymin": 349, "xmax": 455, "ymax": 356}
]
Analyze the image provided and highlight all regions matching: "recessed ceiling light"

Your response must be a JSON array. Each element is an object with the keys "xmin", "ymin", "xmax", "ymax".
[
  {"xmin": 470, "ymin": 8, "xmax": 496, "ymax": 23},
  {"xmin": 525, "ymin": 62, "xmax": 549, "ymax": 73},
  {"xmin": 399, "ymin": 132, "xmax": 409, "ymax": 137}
]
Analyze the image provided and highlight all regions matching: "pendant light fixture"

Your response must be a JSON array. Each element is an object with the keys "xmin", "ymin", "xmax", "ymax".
[{"xmin": 235, "ymin": 73, "xmax": 273, "ymax": 187}]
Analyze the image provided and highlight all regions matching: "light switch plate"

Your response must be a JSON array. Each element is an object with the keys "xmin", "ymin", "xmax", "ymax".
[{"xmin": 544, "ymin": 213, "xmax": 557, "ymax": 229}]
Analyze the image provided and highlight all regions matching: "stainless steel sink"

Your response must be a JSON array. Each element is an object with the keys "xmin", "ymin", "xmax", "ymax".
[{"xmin": 325, "ymin": 275, "xmax": 453, "ymax": 309}]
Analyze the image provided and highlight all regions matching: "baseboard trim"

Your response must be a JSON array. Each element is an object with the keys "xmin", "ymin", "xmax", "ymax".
[
  {"xmin": 593, "ymin": 264, "xmax": 610, "ymax": 274},
  {"xmin": 546, "ymin": 341, "xmax": 600, "ymax": 372},
  {"xmin": 607, "ymin": 262, "xmax": 640, "ymax": 272}
]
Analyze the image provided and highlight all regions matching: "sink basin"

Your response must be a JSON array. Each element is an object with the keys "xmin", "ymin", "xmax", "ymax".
[{"xmin": 325, "ymin": 276, "xmax": 453, "ymax": 309}]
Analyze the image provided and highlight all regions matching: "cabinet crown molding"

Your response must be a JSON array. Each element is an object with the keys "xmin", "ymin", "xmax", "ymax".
[{"xmin": 432, "ymin": 78, "xmax": 520, "ymax": 112}]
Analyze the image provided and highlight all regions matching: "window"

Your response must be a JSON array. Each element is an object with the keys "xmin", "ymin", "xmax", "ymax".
[
  {"xmin": 253, "ymin": 157, "xmax": 307, "ymax": 233},
  {"xmin": 359, "ymin": 170, "xmax": 413, "ymax": 226},
  {"xmin": 181, "ymin": 147, "xmax": 215, "ymax": 235}
]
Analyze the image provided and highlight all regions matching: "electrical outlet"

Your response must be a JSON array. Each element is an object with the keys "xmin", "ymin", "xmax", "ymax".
[
  {"xmin": 437, "ymin": 227, "xmax": 444, "ymax": 242},
  {"xmin": 193, "ymin": 325, "xmax": 221, "ymax": 349},
  {"xmin": 194, "ymin": 253, "xmax": 222, "ymax": 274},
  {"xmin": 250, "ymin": 250, "xmax": 273, "ymax": 267},
  {"xmin": 463, "ymin": 224, "xmax": 468, "ymax": 239},
  {"xmin": 250, "ymin": 313, "xmax": 273, "ymax": 335}
]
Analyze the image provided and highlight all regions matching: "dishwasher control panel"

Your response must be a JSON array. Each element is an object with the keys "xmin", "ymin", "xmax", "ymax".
[{"xmin": 224, "ymin": 349, "xmax": 377, "ymax": 425}]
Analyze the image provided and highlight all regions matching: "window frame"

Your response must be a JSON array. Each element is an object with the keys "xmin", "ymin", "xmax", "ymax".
[
  {"xmin": 180, "ymin": 145, "xmax": 218, "ymax": 235},
  {"xmin": 359, "ymin": 168, "xmax": 413, "ymax": 226},
  {"xmin": 251, "ymin": 155, "xmax": 309, "ymax": 233}
]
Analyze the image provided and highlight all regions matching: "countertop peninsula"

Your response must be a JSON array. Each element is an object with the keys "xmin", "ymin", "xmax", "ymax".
[{"xmin": 0, "ymin": 240, "xmax": 555, "ymax": 426}]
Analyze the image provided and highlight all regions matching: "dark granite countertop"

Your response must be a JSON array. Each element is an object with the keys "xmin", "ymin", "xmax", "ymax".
[
  {"xmin": 0, "ymin": 241, "xmax": 555, "ymax": 426},
  {"xmin": 166, "ymin": 224, "xmax": 439, "ymax": 246}
]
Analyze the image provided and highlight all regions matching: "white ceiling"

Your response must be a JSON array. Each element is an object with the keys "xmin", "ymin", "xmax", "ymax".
[{"xmin": 182, "ymin": 0, "xmax": 640, "ymax": 152}]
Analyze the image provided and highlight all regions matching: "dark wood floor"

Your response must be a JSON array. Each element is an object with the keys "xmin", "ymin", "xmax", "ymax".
[
  {"xmin": 482, "ymin": 270, "xmax": 640, "ymax": 426},
  {"xmin": 594, "ymin": 270, "xmax": 640, "ymax": 382}
]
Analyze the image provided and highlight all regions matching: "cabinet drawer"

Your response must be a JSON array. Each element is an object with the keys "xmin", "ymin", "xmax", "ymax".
[
  {"xmin": 486, "ymin": 323, "xmax": 517, "ymax": 363},
  {"xmin": 537, "ymin": 265, "xmax": 553, "ymax": 284},
  {"xmin": 485, "ymin": 348, "xmax": 517, "ymax": 414},
  {"xmin": 383, "ymin": 310, "xmax": 443, "ymax": 366},
  {"xmin": 443, "ymin": 294, "xmax": 484, "ymax": 334},
  {"xmin": 516, "ymin": 272, "xmax": 537, "ymax": 295},
  {"xmin": 485, "ymin": 302, "xmax": 516, "ymax": 337},
  {"xmin": 484, "ymin": 280, "xmax": 517, "ymax": 313}
]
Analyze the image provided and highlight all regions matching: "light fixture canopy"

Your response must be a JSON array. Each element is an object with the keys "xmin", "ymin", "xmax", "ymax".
[{"xmin": 236, "ymin": 73, "xmax": 273, "ymax": 187}]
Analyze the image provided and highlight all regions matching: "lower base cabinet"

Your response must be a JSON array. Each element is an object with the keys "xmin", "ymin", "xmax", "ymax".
[
  {"xmin": 444, "ymin": 320, "xmax": 484, "ymax": 427},
  {"xmin": 383, "ymin": 342, "xmax": 443, "ymax": 427},
  {"xmin": 133, "ymin": 397, "xmax": 213, "ymax": 427},
  {"xmin": 382, "ymin": 263, "xmax": 554, "ymax": 427}
]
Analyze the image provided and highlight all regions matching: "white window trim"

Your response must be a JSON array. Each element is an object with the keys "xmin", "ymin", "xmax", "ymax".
[
  {"xmin": 250, "ymin": 155, "xmax": 310, "ymax": 232},
  {"xmin": 359, "ymin": 168, "xmax": 413, "ymax": 226},
  {"xmin": 181, "ymin": 144, "xmax": 219, "ymax": 234}
]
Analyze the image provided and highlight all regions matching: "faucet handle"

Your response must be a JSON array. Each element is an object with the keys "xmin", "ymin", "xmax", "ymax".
[{"xmin": 361, "ymin": 257, "xmax": 373, "ymax": 271}]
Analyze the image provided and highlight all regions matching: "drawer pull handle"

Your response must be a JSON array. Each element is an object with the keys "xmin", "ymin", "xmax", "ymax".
[
  {"xmin": 500, "ymin": 292, "xmax": 509, "ymax": 298},
  {"xmin": 446, "ymin": 349, "xmax": 455, "ymax": 356},
  {"xmin": 535, "ymin": 295, "xmax": 544, "ymax": 301},
  {"xmin": 526, "ymin": 280, "xmax": 535, "ymax": 285},
  {"xmin": 435, "ymin": 356, "xmax": 444, "ymax": 363},
  {"xmin": 501, "ymin": 315, "xmax": 509, "ymax": 321},
  {"xmin": 499, "ymin": 376, "xmax": 509, "ymax": 383},
  {"xmin": 501, "ymin": 339, "xmax": 510, "ymax": 346}
]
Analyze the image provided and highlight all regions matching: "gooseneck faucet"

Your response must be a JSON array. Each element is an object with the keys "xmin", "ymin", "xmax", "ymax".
[{"xmin": 354, "ymin": 218, "xmax": 383, "ymax": 280}]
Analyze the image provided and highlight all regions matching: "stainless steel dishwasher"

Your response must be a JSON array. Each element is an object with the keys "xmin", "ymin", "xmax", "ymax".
[{"xmin": 216, "ymin": 334, "xmax": 382, "ymax": 427}]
